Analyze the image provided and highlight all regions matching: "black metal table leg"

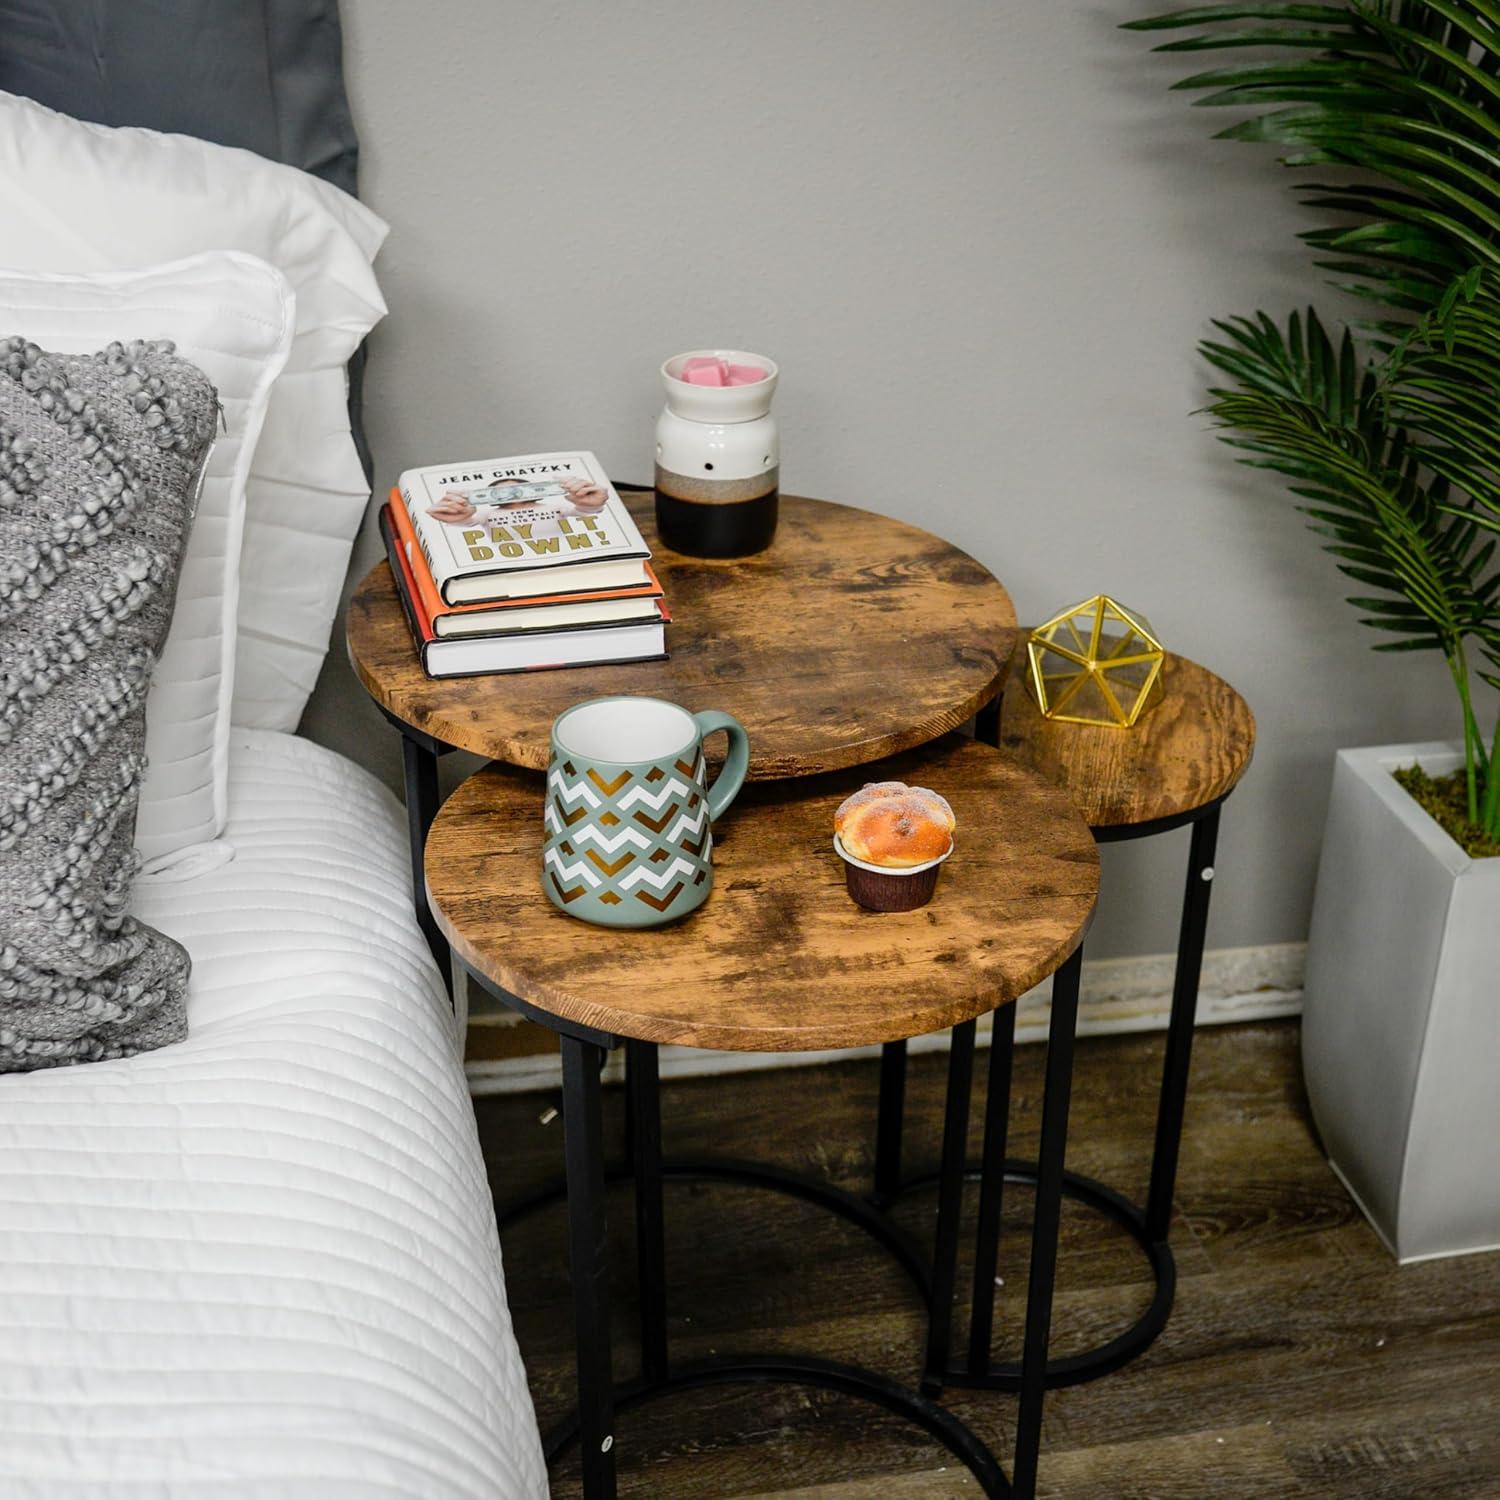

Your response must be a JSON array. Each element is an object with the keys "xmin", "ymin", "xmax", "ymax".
[
  {"xmin": 1146, "ymin": 803, "xmax": 1220, "ymax": 1241},
  {"xmin": 874, "ymin": 1039, "xmax": 908, "ymax": 1206},
  {"xmin": 627, "ymin": 1040, "xmax": 669, "ymax": 1385},
  {"xmin": 559, "ymin": 1034, "xmax": 616, "ymax": 1500},
  {"xmin": 1011, "ymin": 944, "xmax": 1083, "ymax": 1500},
  {"xmin": 401, "ymin": 730, "xmax": 452, "ymax": 989},
  {"xmin": 969, "ymin": 1001, "xmax": 1016, "ymax": 1377},
  {"xmin": 974, "ymin": 693, "xmax": 1002, "ymax": 748},
  {"xmin": 923, "ymin": 1018, "xmax": 976, "ymax": 1391}
]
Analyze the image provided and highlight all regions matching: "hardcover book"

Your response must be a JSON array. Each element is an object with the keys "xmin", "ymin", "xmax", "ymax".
[
  {"xmin": 385, "ymin": 488, "xmax": 664, "ymax": 637},
  {"xmin": 395, "ymin": 450, "xmax": 652, "ymax": 604},
  {"xmin": 380, "ymin": 506, "xmax": 669, "ymax": 678}
]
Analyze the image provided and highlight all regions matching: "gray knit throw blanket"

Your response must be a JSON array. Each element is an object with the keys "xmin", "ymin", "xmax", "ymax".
[{"xmin": 0, "ymin": 337, "xmax": 217, "ymax": 1072}]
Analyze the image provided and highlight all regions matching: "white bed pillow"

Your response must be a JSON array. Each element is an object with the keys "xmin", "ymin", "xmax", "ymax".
[
  {"xmin": 0, "ymin": 89, "xmax": 388, "ymax": 733},
  {"xmin": 0, "ymin": 256, "xmax": 294, "ymax": 869}
]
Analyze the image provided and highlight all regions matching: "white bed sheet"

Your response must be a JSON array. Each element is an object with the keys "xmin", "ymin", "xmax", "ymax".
[{"xmin": 0, "ymin": 729, "xmax": 546, "ymax": 1498}]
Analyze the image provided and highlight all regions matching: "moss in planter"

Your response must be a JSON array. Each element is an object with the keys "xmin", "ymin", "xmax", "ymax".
[{"xmin": 1392, "ymin": 764, "xmax": 1500, "ymax": 860}]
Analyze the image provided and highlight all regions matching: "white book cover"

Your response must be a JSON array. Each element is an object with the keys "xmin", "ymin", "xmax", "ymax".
[{"xmin": 397, "ymin": 450, "xmax": 652, "ymax": 603}]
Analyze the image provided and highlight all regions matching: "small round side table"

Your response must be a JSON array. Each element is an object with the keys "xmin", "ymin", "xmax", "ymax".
[
  {"xmin": 426, "ymin": 735, "xmax": 1098, "ymax": 1500},
  {"xmin": 880, "ymin": 650, "xmax": 1255, "ymax": 1392}
]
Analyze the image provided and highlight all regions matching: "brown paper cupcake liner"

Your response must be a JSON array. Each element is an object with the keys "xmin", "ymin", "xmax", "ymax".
[{"xmin": 834, "ymin": 835, "xmax": 952, "ymax": 912}]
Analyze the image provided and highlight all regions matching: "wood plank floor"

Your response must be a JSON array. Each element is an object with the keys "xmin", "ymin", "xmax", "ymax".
[{"xmin": 474, "ymin": 1022, "xmax": 1500, "ymax": 1498}]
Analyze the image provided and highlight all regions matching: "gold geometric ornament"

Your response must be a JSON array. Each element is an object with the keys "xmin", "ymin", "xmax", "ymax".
[{"xmin": 1025, "ymin": 595, "xmax": 1165, "ymax": 728}]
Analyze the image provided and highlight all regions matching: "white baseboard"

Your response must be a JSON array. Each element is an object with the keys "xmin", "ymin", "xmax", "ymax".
[{"xmin": 464, "ymin": 941, "xmax": 1305, "ymax": 1097}]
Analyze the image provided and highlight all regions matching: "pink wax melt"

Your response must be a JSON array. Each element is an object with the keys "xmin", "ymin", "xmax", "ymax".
[
  {"xmin": 679, "ymin": 355, "xmax": 767, "ymax": 388},
  {"xmin": 682, "ymin": 359, "xmax": 727, "ymax": 387}
]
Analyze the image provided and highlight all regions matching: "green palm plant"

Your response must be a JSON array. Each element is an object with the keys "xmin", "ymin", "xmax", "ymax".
[{"xmin": 1126, "ymin": 0, "xmax": 1500, "ymax": 841}]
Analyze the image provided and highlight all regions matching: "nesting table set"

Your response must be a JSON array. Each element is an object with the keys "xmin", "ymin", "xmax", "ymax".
[{"xmin": 346, "ymin": 491, "xmax": 1254, "ymax": 1499}]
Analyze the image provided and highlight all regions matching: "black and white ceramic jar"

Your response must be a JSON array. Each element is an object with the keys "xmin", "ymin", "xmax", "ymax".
[{"xmin": 654, "ymin": 349, "xmax": 779, "ymax": 558}]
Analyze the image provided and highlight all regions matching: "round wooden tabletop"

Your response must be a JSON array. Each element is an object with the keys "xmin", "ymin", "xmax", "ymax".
[
  {"xmin": 348, "ymin": 491, "xmax": 1017, "ymax": 780},
  {"xmin": 426, "ymin": 735, "xmax": 1098, "ymax": 1052},
  {"xmin": 999, "ymin": 648, "xmax": 1256, "ymax": 829}
]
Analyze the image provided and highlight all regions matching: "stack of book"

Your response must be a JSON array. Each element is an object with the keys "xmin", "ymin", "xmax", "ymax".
[{"xmin": 380, "ymin": 450, "xmax": 668, "ymax": 677}]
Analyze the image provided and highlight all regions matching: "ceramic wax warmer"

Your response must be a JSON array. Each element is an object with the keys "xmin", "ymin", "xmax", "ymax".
[{"xmin": 654, "ymin": 349, "xmax": 779, "ymax": 558}]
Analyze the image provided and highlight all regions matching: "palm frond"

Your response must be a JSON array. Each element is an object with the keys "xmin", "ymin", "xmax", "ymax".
[
  {"xmin": 1379, "ymin": 273, "xmax": 1500, "ymax": 529},
  {"xmin": 1198, "ymin": 305, "xmax": 1500, "ymax": 654},
  {"xmin": 1128, "ymin": 2, "xmax": 1500, "ymax": 315}
]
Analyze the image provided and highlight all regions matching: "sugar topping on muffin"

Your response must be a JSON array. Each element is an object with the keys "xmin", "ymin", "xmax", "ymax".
[{"xmin": 835, "ymin": 781, "xmax": 955, "ymax": 868}]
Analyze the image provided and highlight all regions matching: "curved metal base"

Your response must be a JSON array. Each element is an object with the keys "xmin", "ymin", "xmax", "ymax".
[
  {"xmin": 505, "ymin": 1162, "xmax": 1001, "ymax": 1494},
  {"xmin": 498, "ymin": 1153, "xmax": 934, "ymax": 1301},
  {"xmin": 897, "ymin": 1159, "xmax": 1175, "ymax": 1390},
  {"xmin": 543, "ymin": 1355, "xmax": 1010, "ymax": 1497}
]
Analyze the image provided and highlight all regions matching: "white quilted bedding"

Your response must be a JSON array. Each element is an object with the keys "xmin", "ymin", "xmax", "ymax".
[{"xmin": 0, "ymin": 729, "xmax": 547, "ymax": 1499}]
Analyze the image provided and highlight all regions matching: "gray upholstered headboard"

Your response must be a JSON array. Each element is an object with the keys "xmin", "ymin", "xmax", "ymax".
[
  {"xmin": 0, "ymin": 0, "xmax": 359, "ymax": 192},
  {"xmin": 0, "ymin": 0, "xmax": 371, "ymax": 470}
]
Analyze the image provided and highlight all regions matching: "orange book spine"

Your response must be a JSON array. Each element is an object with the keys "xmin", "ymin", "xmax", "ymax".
[
  {"xmin": 379, "ymin": 505, "xmax": 435, "ymax": 645},
  {"xmin": 389, "ymin": 486, "xmax": 455, "ymax": 623}
]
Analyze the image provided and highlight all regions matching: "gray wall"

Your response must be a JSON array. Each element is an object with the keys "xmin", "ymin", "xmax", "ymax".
[{"xmin": 308, "ymin": 0, "xmax": 1471, "ymax": 960}]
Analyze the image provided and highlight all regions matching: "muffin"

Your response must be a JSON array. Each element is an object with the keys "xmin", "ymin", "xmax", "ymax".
[{"xmin": 834, "ymin": 781, "xmax": 956, "ymax": 910}]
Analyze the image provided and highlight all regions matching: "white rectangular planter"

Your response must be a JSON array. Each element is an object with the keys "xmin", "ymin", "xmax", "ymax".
[{"xmin": 1302, "ymin": 742, "xmax": 1500, "ymax": 1263}]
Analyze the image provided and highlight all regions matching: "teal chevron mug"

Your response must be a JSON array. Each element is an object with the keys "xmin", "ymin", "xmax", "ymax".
[{"xmin": 542, "ymin": 695, "xmax": 751, "ymax": 927}]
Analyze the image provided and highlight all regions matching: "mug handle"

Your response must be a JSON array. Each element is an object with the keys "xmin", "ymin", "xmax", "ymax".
[{"xmin": 692, "ymin": 709, "xmax": 750, "ymax": 821}]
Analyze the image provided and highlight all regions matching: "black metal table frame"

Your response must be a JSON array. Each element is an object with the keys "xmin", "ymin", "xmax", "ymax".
[
  {"xmin": 388, "ymin": 714, "xmax": 455, "ymax": 992},
  {"xmin": 875, "ymin": 767, "xmax": 1227, "ymax": 1393},
  {"xmin": 472, "ymin": 945, "xmax": 1086, "ymax": 1500}
]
